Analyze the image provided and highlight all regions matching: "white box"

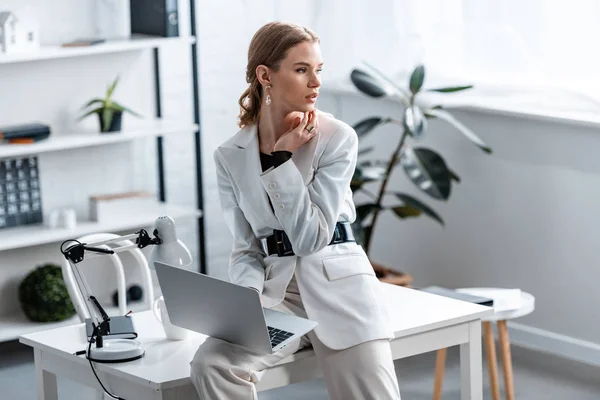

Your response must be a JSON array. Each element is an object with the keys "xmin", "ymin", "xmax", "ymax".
[{"xmin": 89, "ymin": 191, "xmax": 156, "ymax": 222}]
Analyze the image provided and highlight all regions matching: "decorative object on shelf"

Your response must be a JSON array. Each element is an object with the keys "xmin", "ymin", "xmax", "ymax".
[
  {"xmin": 130, "ymin": 0, "xmax": 179, "ymax": 38},
  {"xmin": 89, "ymin": 191, "xmax": 155, "ymax": 222},
  {"xmin": 45, "ymin": 207, "xmax": 77, "ymax": 229},
  {"xmin": 0, "ymin": 156, "xmax": 43, "ymax": 229},
  {"xmin": 349, "ymin": 63, "xmax": 493, "ymax": 286},
  {"xmin": 0, "ymin": 8, "xmax": 40, "ymax": 54},
  {"xmin": 79, "ymin": 76, "xmax": 141, "ymax": 133},
  {"xmin": 0, "ymin": 122, "xmax": 50, "ymax": 143},
  {"xmin": 18, "ymin": 263, "xmax": 76, "ymax": 322},
  {"xmin": 61, "ymin": 38, "xmax": 106, "ymax": 48}
]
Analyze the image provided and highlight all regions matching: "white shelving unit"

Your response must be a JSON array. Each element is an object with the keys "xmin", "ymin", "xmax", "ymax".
[
  {"xmin": 0, "ymin": 120, "xmax": 197, "ymax": 158},
  {"xmin": 0, "ymin": 36, "xmax": 196, "ymax": 65},
  {"xmin": 0, "ymin": 34, "xmax": 203, "ymax": 342},
  {"xmin": 0, "ymin": 203, "xmax": 202, "ymax": 252}
]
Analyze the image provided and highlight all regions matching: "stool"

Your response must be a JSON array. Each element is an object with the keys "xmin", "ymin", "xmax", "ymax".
[{"xmin": 432, "ymin": 288, "xmax": 535, "ymax": 400}]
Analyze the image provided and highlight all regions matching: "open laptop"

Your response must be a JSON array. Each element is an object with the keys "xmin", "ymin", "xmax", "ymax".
[{"xmin": 153, "ymin": 261, "xmax": 318, "ymax": 354}]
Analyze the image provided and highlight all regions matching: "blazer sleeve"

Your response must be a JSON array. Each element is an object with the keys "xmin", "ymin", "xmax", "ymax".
[
  {"xmin": 259, "ymin": 125, "xmax": 358, "ymax": 257},
  {"xmin": 214, "ymin": 149, "xmax": 266, "ymax": 292}
]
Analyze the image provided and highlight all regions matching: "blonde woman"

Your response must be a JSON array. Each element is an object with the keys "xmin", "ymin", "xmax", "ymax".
[{"xmin": 191, "ymin": 21, "xmax": 401, "ymax": 400}]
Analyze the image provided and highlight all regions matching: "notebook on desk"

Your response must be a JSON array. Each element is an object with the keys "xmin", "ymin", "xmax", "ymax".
[{"xmin": 420, "ymin": 286, "xmax": 494, "ymax": 307}]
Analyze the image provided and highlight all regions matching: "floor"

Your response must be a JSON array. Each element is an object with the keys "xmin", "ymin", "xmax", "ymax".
[{"xmin": 1, "ymin": 341, "xmax": 599, "ymax": 399}]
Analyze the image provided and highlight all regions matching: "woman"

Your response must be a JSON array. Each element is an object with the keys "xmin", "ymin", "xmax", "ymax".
[{"xmin": 190, "ymin": 21, "xmax": 401, "ymax": 400}]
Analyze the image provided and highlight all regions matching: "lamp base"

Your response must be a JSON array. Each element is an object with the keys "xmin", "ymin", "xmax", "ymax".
[{"xmin": 87, "ymin": 338, "xmax": 145, "ymax": 363}]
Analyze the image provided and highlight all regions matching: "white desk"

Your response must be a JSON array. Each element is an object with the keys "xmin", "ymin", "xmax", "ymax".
[{"xmin": 20, "ymin": 283, "xmax": 493, "ymax": 400}]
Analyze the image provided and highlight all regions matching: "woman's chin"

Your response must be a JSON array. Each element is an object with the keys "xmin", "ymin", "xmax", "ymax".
[{"xmin": 298, "ymin": 103, "xmax": 316, "ymax": 112}]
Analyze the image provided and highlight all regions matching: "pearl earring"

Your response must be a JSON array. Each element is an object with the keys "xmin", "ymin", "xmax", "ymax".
[{"xmin": 265, "ymin": 85, "xmax": 271, "ymax": 106}]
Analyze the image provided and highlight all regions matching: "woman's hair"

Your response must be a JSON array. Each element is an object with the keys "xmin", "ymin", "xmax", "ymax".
[{"xmin": 238, "ymin": 21, "xmax": 319, "ymax": 128}]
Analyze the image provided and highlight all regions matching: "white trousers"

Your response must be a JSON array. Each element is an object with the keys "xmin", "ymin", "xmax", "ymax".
[{"xmin": 190, "ymin": 275, "xmax": 401, "ymax": 400}]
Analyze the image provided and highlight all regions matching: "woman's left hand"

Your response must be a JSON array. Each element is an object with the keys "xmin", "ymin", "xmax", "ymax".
[{"xmin": 273, "ymin": 110, "xmax": 318, "ymax": 153}]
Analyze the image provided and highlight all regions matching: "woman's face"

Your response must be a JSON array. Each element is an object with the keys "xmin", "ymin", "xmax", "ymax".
[{"xmin": 269, "ymin": 41, "xmax": 323, "ymax": 113}]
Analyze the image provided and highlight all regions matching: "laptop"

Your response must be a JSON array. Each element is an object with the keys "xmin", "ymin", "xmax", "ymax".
[{"xmin": 153, "ymin": 261, "xmax": 318, "ymax": 354}]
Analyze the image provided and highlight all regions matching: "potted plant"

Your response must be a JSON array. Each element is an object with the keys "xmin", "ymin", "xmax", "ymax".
[
  {"xmin": 79, "ymin": 76, "xmax": 141, "ymax": 133},
  {"xmin": 349, "ymin": 63, "xmax": 492, "ymax": 286}
]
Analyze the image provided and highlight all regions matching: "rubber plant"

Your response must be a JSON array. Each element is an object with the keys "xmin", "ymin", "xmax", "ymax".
[
  {"xmin": 79, "ymin": 76, "xmax": 141, "ymax": 132},
  {"xmin": 349, "ymin": 63, "xmax": 492, "ymax": 280}
]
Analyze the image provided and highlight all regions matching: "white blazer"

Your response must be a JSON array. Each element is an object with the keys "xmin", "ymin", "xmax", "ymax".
[{"xmin": 213, "ymin": 111, "xmax": 393, "ymax": 350}]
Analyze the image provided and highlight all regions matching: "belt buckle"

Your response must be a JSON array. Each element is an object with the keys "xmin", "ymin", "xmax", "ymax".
[{"xmin": 274, "ymin": 230, "xmax": 294, "ymax": 257}]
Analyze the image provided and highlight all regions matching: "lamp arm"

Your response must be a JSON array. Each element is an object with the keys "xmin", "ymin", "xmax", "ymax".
[{"xmin": 60, "ymin": 228, "xmax": 163, "ymax": 336}]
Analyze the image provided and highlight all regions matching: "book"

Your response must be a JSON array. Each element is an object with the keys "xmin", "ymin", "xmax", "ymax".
[
  {"xmin": 420, "ymin": 286, "xmax": 494, "ymax": 307},
  {"xmin": 61, "ymin": 38, "xmax": 106, "ymax": 47},
  {"xmin": 85, "ymin": 316, "xmax": 137, "ymax": 340}
]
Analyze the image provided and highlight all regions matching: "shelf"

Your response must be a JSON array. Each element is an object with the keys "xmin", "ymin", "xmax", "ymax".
[
  {"xmin": 0, "ymin": 36, "xmax": 196, "ymax": 65},
  {"xmin": 0, "ymin": 301, "xmax": 152, "ymax": 342},
  {"xmin": 0, "ymin": 203, "xmax": 202, "ymax": 252},
  {"xmin": 0, "ymin": 120, "xmax": 198, "ymax": 159}
]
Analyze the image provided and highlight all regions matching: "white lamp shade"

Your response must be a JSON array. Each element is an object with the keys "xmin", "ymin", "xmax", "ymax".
[{"xmin": 148, "ymin": 216, "xmax": 192, "ymax": 268}]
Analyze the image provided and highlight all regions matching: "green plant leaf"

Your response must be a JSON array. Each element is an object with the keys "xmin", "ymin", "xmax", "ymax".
[
  {"xmin": 427, "ymin": 85, "xmax": 473, "ymax": 93},
  {"xmin": 392, "ymin": 205, "xmax": 422, "ymax": 219},
  {"xmin": 394, "ymin": 193, "xmax": 444, "ymax": 226},
  {"xmin": 448, "ymin": 168, "xmax": 461, "ymax": 183},
  {"xmin": 81, "ymin": 98, "xmax": 105, "ymax": 110},
  {"xmin": 409, "ymin": 65, "xmax": 425, "ymax": 94},
  {"xmin": 106, "ymin": 76, "xmax": 120, "ymax": 101},
  {"xmin": 399, "ymin": 146, "xmax": 451, "ymax": 200},
  {"xmin": 356, "ymin": 203, "xmax": 381, "ymax": 221},
  {"xmin": 111, "ymin": 101, "xmax": 142, "ymax": 117},
  {"xmin": 351, "ymin": 221, "xmax": 373, "ymax": 248},
  {"xmin": 358, "ymin": 146, "xmax": 374, "ymax": 157},
  {"xmin": 352, "ymin": 117, "xmax": 391, "ymax": 138},
  {"xmin": 424, "ymin": 108, "xmax": 492, "ymax": 154},
  {"xmin": 350, "ymin": 69, "xmax": 389, "ymax": 98},
  {"xmin": 78, "ymin": 107, "xmax": 104, "ymax": 121},
  {"xmin": 403, "ymin": 105, "xmax": 427, "ymax": 138},
  {"xmin": 102, "ymin": 108, "xmax": 114, "ymax": 132}
]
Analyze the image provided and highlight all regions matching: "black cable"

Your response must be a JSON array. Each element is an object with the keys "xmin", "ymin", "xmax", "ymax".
[{"xmin": 87, "ymin": 324, "xmax": 126, "ymax": 400}]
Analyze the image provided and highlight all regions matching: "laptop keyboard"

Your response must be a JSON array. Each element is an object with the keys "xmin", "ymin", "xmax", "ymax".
[{"xmin": 268, "ymin": 326, "xmax": 294, "ymax": 348}]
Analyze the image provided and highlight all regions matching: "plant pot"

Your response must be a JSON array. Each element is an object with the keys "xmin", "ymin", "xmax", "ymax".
[
  {"xmin": 371, "ymin": 261, "xmax": 413, "ymax": 287},
  {"xmin": 98, "ymin": 110, "xmax": 123, "ymax": 133}
]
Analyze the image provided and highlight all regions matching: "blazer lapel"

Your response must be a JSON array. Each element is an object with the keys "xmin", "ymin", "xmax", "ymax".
[
  {"xmin": 219, "ymin": 125, "xmax": 281, "ymax": 228},
  {"xmin": 219, "ymin": 124, "xmax": 322, "ymax": 229}
]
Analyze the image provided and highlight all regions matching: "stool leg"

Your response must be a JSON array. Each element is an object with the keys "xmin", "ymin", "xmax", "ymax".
[
  {"xmin": 497, "ymin": 320, "xmax": 515, "ymax": 400},
  {"xmin": 483, "ymin": 322, "xmax": 501, "ymax": 400},
  {"xmin": 433, "ymin": 348, "xmax": 447, "ymax": 400}
]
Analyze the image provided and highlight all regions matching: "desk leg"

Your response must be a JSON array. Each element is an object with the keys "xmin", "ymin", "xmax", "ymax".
[
  {"xmin": 460, "ymin": 321, "xmax": 483, "ymax": 400},
  {"xmin": 34, "ymin": 348, "xmax": 58, "ymax": 400}
]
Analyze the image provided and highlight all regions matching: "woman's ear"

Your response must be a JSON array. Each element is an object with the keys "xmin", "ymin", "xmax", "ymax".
[{"xmin": 255, "ymin": 65, "xmax": 272, "ymax": 87}]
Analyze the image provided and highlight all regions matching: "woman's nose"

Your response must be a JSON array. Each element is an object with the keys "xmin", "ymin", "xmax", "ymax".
[{"xmin": 309, "ymin": 74, "xmax": 321, "ymax": 88}]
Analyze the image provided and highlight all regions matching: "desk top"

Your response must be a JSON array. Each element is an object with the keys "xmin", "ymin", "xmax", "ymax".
[{"xmin": 20, "ymin": 283, "xmax": 492, "ymax": 390}]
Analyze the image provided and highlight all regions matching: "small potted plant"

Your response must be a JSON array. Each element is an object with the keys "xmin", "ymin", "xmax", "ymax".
[{"xmin": 79, "ymin": 76, "xmax": 141, "ymax": 133}]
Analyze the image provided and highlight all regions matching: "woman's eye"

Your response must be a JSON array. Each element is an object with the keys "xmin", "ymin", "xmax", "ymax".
[
  {"xmin": 296, "ymin": 68, "xmax": 307, "ymax": 73},
  {"xmin": 317, "ymin": 68, "xmax": 323, "ymax": 73}
]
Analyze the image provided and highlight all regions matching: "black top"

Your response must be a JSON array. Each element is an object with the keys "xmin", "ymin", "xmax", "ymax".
[
  {"xmin": 260, "ymin": 151, "xmax": 292, "ymax": 211},
  {"xmin": 259, "ymin": 151, "xmax": 292, "ymax": 172}
]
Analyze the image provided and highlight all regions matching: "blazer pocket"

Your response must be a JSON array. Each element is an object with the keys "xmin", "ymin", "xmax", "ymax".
[{"xmin": 322, "ymin": 254, "xmax": 376, "ymax": 281}]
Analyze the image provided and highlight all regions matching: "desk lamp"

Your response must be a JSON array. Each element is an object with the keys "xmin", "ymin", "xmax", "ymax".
[{"xmin": 60, "ymin": 215, "xmax": 192, "ymax": 363}]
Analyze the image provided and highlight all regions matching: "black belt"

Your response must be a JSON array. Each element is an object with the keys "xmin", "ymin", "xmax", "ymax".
[{"xmin": 263, "ymin": 221, "xmax": 355, "ymax": 257}]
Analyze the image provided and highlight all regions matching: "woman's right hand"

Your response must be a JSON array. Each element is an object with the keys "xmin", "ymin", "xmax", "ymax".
[{"xmin": 273, "ymin": 110, "xmax": 318, "ymax": 153}]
